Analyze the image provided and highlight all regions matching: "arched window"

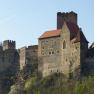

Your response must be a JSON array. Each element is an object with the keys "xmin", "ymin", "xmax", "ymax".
[{"xmin": 63, "ymin": 40, "xmax": 66, "ymax": 49}]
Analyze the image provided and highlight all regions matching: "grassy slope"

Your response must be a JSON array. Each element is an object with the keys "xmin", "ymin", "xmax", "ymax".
[{"xmin": 23, "ymin": 73, "xmax": 94, "ymax": 94}]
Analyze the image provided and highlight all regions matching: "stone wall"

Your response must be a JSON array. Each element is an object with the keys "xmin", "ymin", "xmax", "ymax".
[
  {"xmin": 19, "ymin": 45, "xmax": 38, "ymax": 70},
  {"xmin": 19, "ymin": 47, "xmax": 26, "ymax": 70},
  {"xmin": 38, "ymin": 37, "xmax": 61, "ymax": 77},
  {"xmin": 84, "ymin": 57, "xmax": 94, "ymax": 75},
  {"xmin": 0, "ymin": 40, "xmax": 19, "ymax": 72},
  {"xmin": 60, "ymin": 23, "xmax": 70, "ymax": 77},
  {"xmin": 70, "ymin": 42, "xmax": 80, "ymax": 78}
]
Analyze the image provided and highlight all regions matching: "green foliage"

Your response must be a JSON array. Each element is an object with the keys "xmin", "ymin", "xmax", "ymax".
[
  {"xmin": 8, "ymin": 85, "xmax": 19, "ymax": 94},
  {"xmin": 74, "ymin": 76, "xmax": 94, "ymax": 94},
  {"xmin": 26, "ymin": 75, "xmax": 94, "ymax": 94},
  {"xmin": 9, "ymin": 73, "xmax": 94, "ymax": 94},
  {"xmin": 24, "ymin": 77, "xmax": 37, "ymax": 91}
]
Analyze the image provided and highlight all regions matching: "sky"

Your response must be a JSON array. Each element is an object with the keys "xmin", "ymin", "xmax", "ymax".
[{"xmin": 0, "ymin": 0, "xmax": 94, "ymax": 48}]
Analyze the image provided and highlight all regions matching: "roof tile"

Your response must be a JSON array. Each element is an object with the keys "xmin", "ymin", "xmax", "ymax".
[{"xmin": 39, "ymin": 29, "xmax": 61, "ymax": 39}]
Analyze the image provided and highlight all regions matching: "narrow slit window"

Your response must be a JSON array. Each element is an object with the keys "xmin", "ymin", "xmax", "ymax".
[{"xmin": 63, "ymin": 40, "xmax": 66, "ymax": 49}]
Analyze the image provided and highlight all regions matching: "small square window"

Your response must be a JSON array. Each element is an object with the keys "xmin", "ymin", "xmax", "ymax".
[
  {"xmin": 63, "ymin": 41, "xmax": 66, "ymax": 49},
  {"xmin": 49, "ymin": 52, "xmax": 51, "ymax": 54},
  {"xmin": 75, "ymin": 46, "xmax": 77, "ymax": 49},
  {"xmin": 42, "ymin": 47, "xmax": 44, "ymax": 49},
  {"xmin": 52, "ymin": 51, "xmax": 54, "ymax": 54}
]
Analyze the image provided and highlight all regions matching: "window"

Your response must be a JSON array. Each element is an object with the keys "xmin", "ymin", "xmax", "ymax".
[
  {"xmin": 49, "ymin": 51, "xmax": 54, "ymax": 55},
  {"xmin": 66, "ymin": 58, "xmax": 67, "ymax": 61},
  {"xmin": 63, "ymin": 40, "xmax": 66, "ymax": 49},
  {"xmin": 75, "ymin": 46, "xmax": 78, "ymax": 49},
  {"xmin": 52, "ymin": 51, "xmax": 54, "ymax": 54},
  {"xmin": 42, "ymin": 47, "xmax": 44, "ymax": 49},
  {"xmin": 49, "ymin": 52, "xmax": 51, "ymax": 54},
  {"xmin": 46, "ymin": 40, "xmax": 48, "ymax": 43}
]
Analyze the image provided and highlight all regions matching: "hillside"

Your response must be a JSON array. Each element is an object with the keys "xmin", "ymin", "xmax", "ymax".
[{"xmin": 8, "ymin": 73, "xmax": 94, "ymax": 94}]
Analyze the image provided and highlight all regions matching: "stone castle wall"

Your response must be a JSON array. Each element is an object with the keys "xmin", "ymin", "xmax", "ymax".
[
  {"xmin": 0, "ymin": 40, "xmax": 19, "ymax": 73},
  {"xmin": 38, "ymin": 37, "xmax": 61, "ymax": 77},
  {"xmin": 19, "ymin": 45, "xmax": 38, "ymax": 70},
  {"xmin": 19, "ymin": 47, "xmax": 26, "ymax": 70}
]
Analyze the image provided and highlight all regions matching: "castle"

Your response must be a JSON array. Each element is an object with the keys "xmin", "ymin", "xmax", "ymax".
[{"xmin": 0, "ymin": 11, "xmax": 94, "ymax": 79}]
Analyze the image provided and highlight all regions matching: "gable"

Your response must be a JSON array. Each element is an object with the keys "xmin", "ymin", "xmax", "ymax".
[{"xmin": 61, "ymin": 22, "xmax": 70, "ymax": 34}]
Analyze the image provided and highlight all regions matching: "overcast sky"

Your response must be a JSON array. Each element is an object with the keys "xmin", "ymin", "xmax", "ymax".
[{"xmin": 0, "ymin": 0, "xmax": 94, "ymax": 48}]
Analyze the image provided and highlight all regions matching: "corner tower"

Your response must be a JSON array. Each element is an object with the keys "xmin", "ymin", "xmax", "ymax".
[{"xmin": 3, "ymin": 40, "xmax": 16, "ymax": 50}]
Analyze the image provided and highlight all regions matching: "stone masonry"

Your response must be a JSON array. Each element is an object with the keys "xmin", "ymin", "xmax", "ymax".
[{"xmin": 19, "ymin": 45, "xmax": 38, "ymax": 70}]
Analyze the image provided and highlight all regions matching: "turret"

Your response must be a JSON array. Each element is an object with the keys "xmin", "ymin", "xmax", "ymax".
[{"xmin": 3, "ymin": 40, "xmax": 16, "ymax": 50}]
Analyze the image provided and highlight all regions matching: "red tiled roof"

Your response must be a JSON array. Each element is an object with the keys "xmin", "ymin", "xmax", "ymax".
[
  {"xmin": 39, "ymin": 29, "xmax": 61, "ymax": 39},
  {"xmin": 39, "ymin": 22, "xmax": 79, "ymax": 40}
]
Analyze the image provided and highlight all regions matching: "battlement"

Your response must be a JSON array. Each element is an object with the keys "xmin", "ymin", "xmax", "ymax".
[
  {"xmin": 57, "ymin": 11, "xmax": 77, "ymax": 29},
  {"xmin": 3, "ymin": 40, "xmax": 16, "ymax": 50},
  {"xmin": 57, "ymin": 11, "xmax": 77, "ymax": 16},
  {"xmin": 4, "ymin": 40, "xmax": 15, "ymax": 44},
  {"xmin": 19, "ymin": 45, "xmax": 38, "ymax": 53},
  {"xmin": 27, "ymin": 45, "xmax": 38, "ymax": 49}
]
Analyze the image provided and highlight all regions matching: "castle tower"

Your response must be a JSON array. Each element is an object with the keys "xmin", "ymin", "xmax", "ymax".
[
  {"xmin": 0, "ymin": 40, "xmax": 19, "ymax": 73},
  {"xmin": 57, "ymin": 11, "xmax": 77, "ymax": 29},
  {"xmin": 3, "ymin": 40, "xmax": 16, "ymax": 50}
]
